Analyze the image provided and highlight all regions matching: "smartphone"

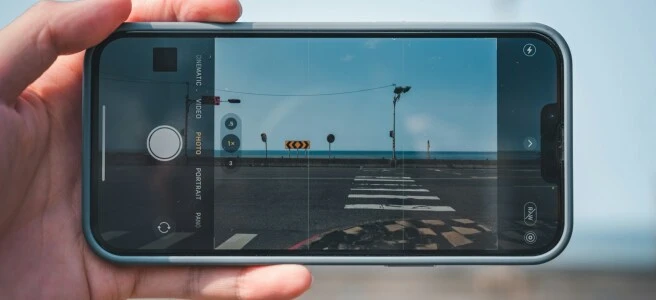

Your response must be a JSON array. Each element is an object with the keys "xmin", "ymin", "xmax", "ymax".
[{"xmin": 83, "ymin": 22, "xmax": 572, "ymax": 265}]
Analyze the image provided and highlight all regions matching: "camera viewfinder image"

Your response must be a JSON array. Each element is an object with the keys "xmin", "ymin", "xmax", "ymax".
[{"xmin": 96, "ymin": 36, "xmax": 558, "ymax": 252}]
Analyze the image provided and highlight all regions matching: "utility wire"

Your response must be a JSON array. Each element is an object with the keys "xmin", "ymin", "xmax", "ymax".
[
  {"xmin": 215, "ymin": 84, "xmax": 395, "ymax": 97},
  {"xmin": 100, "ymin": 75, "xmax": 187, "ymax": 86},
  {"xmin": 100, "ymin": 73, "xmax": 395, "ymax": 97}
]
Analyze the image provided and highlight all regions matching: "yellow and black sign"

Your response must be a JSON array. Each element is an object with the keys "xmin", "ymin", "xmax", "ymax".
[{"xmin": 285, "ymin": 140, "xmax": 311, "ymax": 149}]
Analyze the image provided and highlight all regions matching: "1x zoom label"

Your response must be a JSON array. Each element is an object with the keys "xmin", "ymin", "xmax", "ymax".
[{"xmin": 222, "ymin": 134, "xmax": 240, "ymax": 153}]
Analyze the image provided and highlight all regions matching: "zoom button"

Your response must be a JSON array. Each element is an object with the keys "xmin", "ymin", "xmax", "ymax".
[{"xmin": 222, "ymin": 134, "xmax": 240, "ymax": 153}]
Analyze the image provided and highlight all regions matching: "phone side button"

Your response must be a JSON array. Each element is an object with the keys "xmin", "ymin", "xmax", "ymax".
[{"xmin": 385, "ymin": 265, "xmax": 437, "ymax": 267}]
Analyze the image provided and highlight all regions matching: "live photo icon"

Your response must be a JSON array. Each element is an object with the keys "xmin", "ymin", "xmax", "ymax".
[
  {"xmin": 152, "ymin": 47, "xmax": 178, "ymax": 72},
  {"xmin": 524, "ymin": 202, "xmax": 537, "ymax": 226}
]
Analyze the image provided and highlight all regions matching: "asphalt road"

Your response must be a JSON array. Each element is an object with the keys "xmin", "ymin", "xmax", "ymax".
[
  {"xmin": 98, "ymin": 164, "xmax": 556, "ymax": 252},
  {"xmin": 212, "ymin": 165, "xmax": 552, "ymax": 250}
]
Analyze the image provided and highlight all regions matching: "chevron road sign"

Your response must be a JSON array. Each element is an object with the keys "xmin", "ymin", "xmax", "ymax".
[{"xmin": 285, "ymin": 140, "xmax": 311, "ymax": 150}]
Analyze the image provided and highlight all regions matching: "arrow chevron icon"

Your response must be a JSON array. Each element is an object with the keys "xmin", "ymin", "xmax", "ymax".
[{"xmin": 285, "ymin": 140, "xmax": 311, "ymax": 149}]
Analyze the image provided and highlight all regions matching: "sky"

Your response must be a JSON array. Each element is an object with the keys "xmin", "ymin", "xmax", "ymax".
[
  {"xmin": 213, "ymin": 37, "xmax": 497, "ymax": 152},
  {"xmin": 2, "ymin": 0, "xmax": 655, "ymax": 270},
  {"xmin": 234, "ymin": 0, "xmax": 656, "ymax": 270}
]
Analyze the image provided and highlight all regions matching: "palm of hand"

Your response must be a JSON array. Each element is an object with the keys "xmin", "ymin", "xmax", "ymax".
[
  {"xmin": 0, "ymin": 46, "xmax": 129, "ymax": 299},
  {"xmin": 0, "ymin": 1, "xmax": 311, "ymax": 299}
]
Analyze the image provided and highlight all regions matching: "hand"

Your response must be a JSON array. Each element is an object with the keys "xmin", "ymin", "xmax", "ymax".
[{"xmin": 0, "ymin": 0, "xmax": 312, "ymax": 299}]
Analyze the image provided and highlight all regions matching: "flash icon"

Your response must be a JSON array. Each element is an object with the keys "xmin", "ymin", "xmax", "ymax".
[{"xmin": 523, "ymin": 43, "xmax": 536, "ymax": 57}]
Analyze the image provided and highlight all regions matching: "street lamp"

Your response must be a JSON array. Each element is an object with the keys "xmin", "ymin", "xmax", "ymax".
[{"xmin": 391, "ymin": 85, "xmax": 411, "ymax": 166}]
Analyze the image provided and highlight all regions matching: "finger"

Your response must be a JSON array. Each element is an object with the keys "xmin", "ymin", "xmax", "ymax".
[
  {"xmin": 44, "ymin": 0, "xmax": 242, "ymax": 95},
  {"xmin": 128, "ymin": 0, "xmax": 242, "ymax": 22},
  {"xmin": 0, "ymin": 0, "xmax": 131, "ymax": 105},
  {"xmin": 129, "ymin": 264, "xmax": 312, "ymax": 300}
]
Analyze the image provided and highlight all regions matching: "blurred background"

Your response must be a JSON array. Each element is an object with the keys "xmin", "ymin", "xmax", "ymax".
[{"xmin": 2, "ymin": 0, "xmax": 655, "ymax": 299}]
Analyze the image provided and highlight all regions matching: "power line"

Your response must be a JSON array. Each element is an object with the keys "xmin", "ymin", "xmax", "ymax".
[
  {"xmin": 215, "ymin": 84, "xmax": 395, "ymax": 97},
  {"xmin": 100, "ymin": 73, "xmax": 396, "ymax": 97},
  {"xmin": 100, "ymin": 74, "xmax": 187, "ymax": 86}
]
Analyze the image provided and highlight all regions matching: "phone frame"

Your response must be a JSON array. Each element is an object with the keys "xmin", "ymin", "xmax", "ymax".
[{"xmin": 82, "ymin": 22, "xmax": 573, "ymax": 265}]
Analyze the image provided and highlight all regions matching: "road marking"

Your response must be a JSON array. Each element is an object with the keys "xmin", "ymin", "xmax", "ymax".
[
  {"xmin": 356, "ymin": 176, "xmax": 411, "ymax": 179},
  {"xmin": 354, "ymin": 183, "xmax": 420, "ymax": 187},
  {"xmin": 442, "ymin": 231, "xmax": 473, "ymax": 247},
  {"xmin": 453, "ymin": 218, "xmax": 475, "ymax": 224},
  {"xmin": 216, "ymin": 177, "xmax": 500, "ymax": 181},
  {"xmin": 452, "ymin": 226, "xmax": 481, "ymax": 235},
  {"xmin": 101, "ymin": 231, "xmax": 127, "ymax": 241},
  {"xmin": 354, "ymin": 178, "xmax": 415, "ymax": 182},
  {"xmin": 344, "ymin": 204, "xmax": 454, "ymax": 212},
  {"xmin": 350, "ymin": 188, "xmax": 429, "ymax": 192},
  {"xmin": 215, "ymin": 234, "xmax": 257, "ymax": 250},
  {"xmin": 478, "ymin": 224, "xmax": 492, "ymax": 232},
  {"xmin": 471, "ymin": 176, "xmax": 498, "ymax": 179},
  {"xmin": 348, "ymin": 194, "xmax": 440, "ymax": 200},
  {"xmin": 217, "ymin": 177, "xmax": 360, "ymax": 180},
  {"xmin": 139, "ymin": 232, "xmax": 194, "ymax": 250}
]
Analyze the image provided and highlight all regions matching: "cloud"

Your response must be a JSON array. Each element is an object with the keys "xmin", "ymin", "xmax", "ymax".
[
  {"xmin": 403, "ymin": 114, "xmax": 472, "ymax": 151},
  {"xmin": 405, "ymin": 114, "xmax": 430, "ymax": 134},
  {"xmin": 404, "ymin": 114, "xmax": 436, "ymax": 151},
  {"xmin": 340, "ymin": 54, "xmax": 355, "ymax": 62}
]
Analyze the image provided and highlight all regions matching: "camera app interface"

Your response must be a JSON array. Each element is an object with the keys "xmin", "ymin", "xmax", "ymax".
[{"xmin": 94, "ymin": 35, "xmax": 560, "ymax": 254}]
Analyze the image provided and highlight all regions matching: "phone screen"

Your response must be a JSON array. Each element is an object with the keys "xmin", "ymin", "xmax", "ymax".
[{"xmin": 91, "ymin": 32, "xmax": 563, "ymax": 256}]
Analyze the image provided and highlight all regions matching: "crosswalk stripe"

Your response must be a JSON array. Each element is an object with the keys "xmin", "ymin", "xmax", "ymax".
[
  {"xmin": 139, "ymin": 232, "xmax": 194, "ymax": 250},
  {"xmin": 356, "ymin": 176, "xmax": 411, "ymax": 179},
  {"xmin": 354, "ymin": 178, "xmax": 414, "ymax": 182},
  {"xmin": 348, "ymin": 194, "xmax": 440, "ymax": 200},
  {"xmin": 215, "ymin": 233, "xmax": 257, "ymax": 250},
  {"xmin": 346, "ymin": 173, "xmax": 455, "ymax": 212},
  {"xmin": 344, "ymin": 204, "xmax": 455, "ymax": 212},
  {"xmin": 101, "ymin": 231, "xmax": 128, "ymax": 241},
  {"xmin": 354, "ymin": 183, "xmax": 420, "ymax": 187},
  {"xmin": 350, "ymin": 188, "xmax": 429, "ymax": 192}
]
